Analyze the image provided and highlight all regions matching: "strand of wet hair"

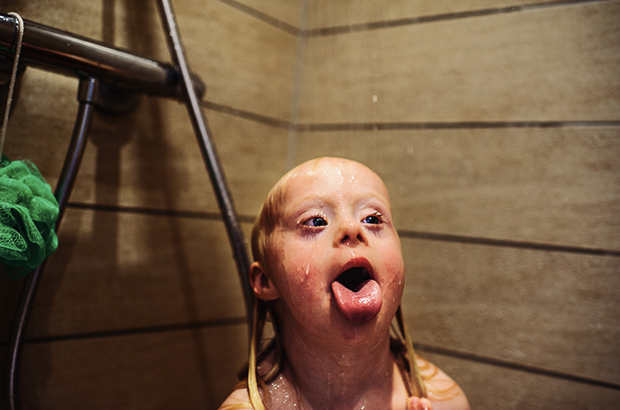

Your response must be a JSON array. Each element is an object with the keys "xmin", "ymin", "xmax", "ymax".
[
  {"xmin": 248, "ymin": 302, "xmax": 267, "ymax": 410},
  {"xmin": 397, "ymin": 306, "xmax": 428, "ymax": 398}
]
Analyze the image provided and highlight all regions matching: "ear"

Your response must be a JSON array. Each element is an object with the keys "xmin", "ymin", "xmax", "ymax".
[{"xmin": 249, "ymin": 261, "xmax": 280, "ymax": 301}]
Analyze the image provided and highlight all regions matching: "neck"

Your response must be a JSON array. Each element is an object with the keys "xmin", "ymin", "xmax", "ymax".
[{"xmin": 272, "ymin": 323, "xmax": 407, "ymax": 409}]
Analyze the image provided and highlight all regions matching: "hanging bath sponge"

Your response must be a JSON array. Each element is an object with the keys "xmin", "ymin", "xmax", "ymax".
[{"xmin": 0, "ymin": 155, "xmax": 59, "ymax": 279}]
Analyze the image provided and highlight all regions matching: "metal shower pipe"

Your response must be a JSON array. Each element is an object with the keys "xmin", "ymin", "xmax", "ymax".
[
  {"xmin": 2, "ymin": 8, "xmax": 253, "ymax": 409},
  {"xmin": 156, "ymin": 0, "xmax": 254, "ymax": 325}
]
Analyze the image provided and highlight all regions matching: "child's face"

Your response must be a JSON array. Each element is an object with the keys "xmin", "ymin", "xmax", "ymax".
[{"xmin": 259, "ymin": 158, "xmax": 405, "ymax": 343}]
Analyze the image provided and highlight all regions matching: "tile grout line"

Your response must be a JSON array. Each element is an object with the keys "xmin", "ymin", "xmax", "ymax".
[
  {"xmin": 201, "ymin": 101, "xmax": 620, "ymax": 130},
  {"xmin": 66, "ymin": 202, "xmax": 257, "ymax": 223},
  {"xmin": 202, "ymin": 101, "xmax": 290, "ymax": 129},
  {"xmin": 302, "ymin": 1, "xmax": 615, "ymax": 37},
  {"xmin": 295, "ymin": 121, "xmax": 620, "ymax": 131},
  {"xmin": 398, "ymin": 230, "xmax": 620, "ymax": 257},
  {"xmin": 219, "ymin": 0, "xmax": 616, "ymax": 37},
  {"xmin": 65, "ymin": 202, "xmax": 620, "ymax": 257},
  {"xmin": 0, "ymin": 317, "xmax": 248, "ymax": 346},
  {"xmin": 216, "ymin": 0, "xmax": 299, "ymax": 36},
  {"xmin": 414, "ymin": 342, "xmax": 620, "ymax": 390}
]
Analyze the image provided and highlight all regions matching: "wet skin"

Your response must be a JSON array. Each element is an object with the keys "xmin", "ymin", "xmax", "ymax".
[
  {"xmin": 252, "ymin": 157, "xmax": 405, "ymax": 350},
  {"xmin": 230, "ymin": 157, "xmax": 471, "ymax": 410},
  {"xmin": 249, "ymin": 158, "xmax": 408, "ymax": 409}
]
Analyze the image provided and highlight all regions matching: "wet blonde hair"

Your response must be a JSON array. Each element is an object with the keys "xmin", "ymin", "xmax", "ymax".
[{"xmin": 246, "ymin": 158, "xmax": 426, "ymax": 409}]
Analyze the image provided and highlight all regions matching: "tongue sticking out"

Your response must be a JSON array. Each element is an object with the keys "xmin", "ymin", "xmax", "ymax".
[{"xmin": 331, "ymin": 267, "xmax": 382, "ymax": 324}]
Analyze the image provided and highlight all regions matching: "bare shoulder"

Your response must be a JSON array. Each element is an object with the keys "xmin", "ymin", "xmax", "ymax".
[
  {"xmin": 416, "ymin": 356, "xmax": 470, "ymax": 410},
  {"xmin": 218, "ymin": 386, "xmax": 253, "ymax": 410}
]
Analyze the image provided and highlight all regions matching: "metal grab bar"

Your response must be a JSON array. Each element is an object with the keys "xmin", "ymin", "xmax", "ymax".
[{"xmin": 0, "ymin": 13, "xmax": 204, "ymax": 99}]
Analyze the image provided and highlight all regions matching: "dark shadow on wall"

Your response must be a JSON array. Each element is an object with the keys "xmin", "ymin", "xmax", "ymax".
[
  {"xmin": 8, "ymin": 1, "xmax": 133, "ymax": 408},
  {"xmin": 3, "ymin": 0, "xmax": 225, "ymax": 406},
  {"xmin": 2, "ymin": 0, "xmax": 26, "ymax": 9},
  {"xmin": 19, "ymin": 215, "xmax": 83, "ymax": 410},
  {"xmin": 123, "ymin": 0, "xmax": 221, "ymax": 404},
  {"xmin": 19, "ymin": 75, "xmax": 136, "ymax": 410},
  {"xmin": 102, "ymin": 0, "xmax": 116, "ymax": 45}
]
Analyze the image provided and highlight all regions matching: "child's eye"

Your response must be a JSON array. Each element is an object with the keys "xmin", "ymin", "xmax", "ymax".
[
  {"xmin": 362, "ymin": 212, "xmax": 383, "ymax": 225},
  {"xmin": 303, "ymin": 216, "xmax": 328, "ymax": 227}
]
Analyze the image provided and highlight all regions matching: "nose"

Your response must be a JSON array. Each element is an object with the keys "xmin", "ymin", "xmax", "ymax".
[{"xmin": 334, "ymin": 216, "xmax": 368, "ymax": 247}]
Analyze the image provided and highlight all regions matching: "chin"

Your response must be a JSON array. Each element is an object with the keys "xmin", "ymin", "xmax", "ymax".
[{"xmin": 332, "ymin": 304, "xmax": 395, "ymax": 345}]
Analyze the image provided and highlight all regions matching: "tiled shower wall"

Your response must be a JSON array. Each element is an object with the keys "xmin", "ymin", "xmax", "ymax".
[{"xmin": 1, "ymin": 1, "xmax": 619, "ymax": 409}]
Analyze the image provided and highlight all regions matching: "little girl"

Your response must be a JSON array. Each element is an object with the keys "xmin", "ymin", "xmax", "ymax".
[{"xmin": 220, "ymin": 157, "xmax": 469, "ymax": 410}]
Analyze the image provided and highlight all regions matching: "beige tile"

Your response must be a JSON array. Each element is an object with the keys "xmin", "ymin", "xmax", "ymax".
[
  {"xmin": 299, "ymin": 2, "xmax": 620, "ymax": 123},
  {"xmin": 208, "ymin": 110, "xmax": 290, "ymax": 216},
  {"xmin": 18, "ymin": 325, "xmax": 247, "ymax": 409},
  {"xmin": 22, "ymin": 208, "xmax": 251, "ymax": 338},
  {"xmin": 175, "ymin": 0, "xmax": 298, "ymax": 119},
  {"xmin": 421, "ymin": 351, "xmax": 620, "ymax": 410},
  {"xmin": 295, "ymin": 127, "xmax": 620, "ymax": 250},
  {"xmin": 3, "ymin": 70, "xmax": 79, "ymax": 186},
  {"xmin": 305, "ymin": 0, "xmax": 589, "ymax": 29},
  {"xmin": 111, "ymin": 0, "xmax": 172, "ymax": 62},
  {"xmin": 401, "ymin": 238, "xmax": 620, "ymax": 385},
  {"xmin": 4, "ymin": 0, "xmax": 107, "ymax": 41},
  {"xmin": 235, "ymin": 0, "xmax": 303, "ymax": 29}
]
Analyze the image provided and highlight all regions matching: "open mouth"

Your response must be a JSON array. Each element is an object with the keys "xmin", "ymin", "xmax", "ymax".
[{"xmin": 335, "ymin": 267, "xmax": 371, "ymax": 292}]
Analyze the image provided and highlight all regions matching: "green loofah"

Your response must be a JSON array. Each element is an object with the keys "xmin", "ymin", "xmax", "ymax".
[{"xmin": 0, "ymin": 155, "xmax": 59, "ymax": 279}]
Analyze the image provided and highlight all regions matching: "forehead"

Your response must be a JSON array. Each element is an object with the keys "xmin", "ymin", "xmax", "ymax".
[{"xmin": 281, "ymin": 158, "xmax": 390, "ymax": 206}]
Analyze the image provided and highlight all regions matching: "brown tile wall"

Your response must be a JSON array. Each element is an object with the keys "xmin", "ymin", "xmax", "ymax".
[
  {"xmin": 1, "ymin": 0, "xmax": 618, "ymax": 409},
  {"xmin": 292, "ymin": 1, "xmax": 620, "ymax": 409},
  {"xmin": 304, "ymin": 0, "xmax": 602, "ymax": 29},
  {"xmin": 299, "ymin": 3, "xmax": 620, "ymax": 123}
]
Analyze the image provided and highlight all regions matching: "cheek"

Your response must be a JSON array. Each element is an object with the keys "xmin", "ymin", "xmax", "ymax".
[
  {"xmin": 380, "ymin": 245, "xmax": 406, "ymax": 294},
  {"xmin": 272, "ymin": 241, "xmax": 325, "ymax": 299}
]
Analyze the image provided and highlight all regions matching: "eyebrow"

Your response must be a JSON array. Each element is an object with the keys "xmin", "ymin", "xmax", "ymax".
[{"xmin": 287, "ymin": 192, "xmax": 391, "ymax": 216}]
